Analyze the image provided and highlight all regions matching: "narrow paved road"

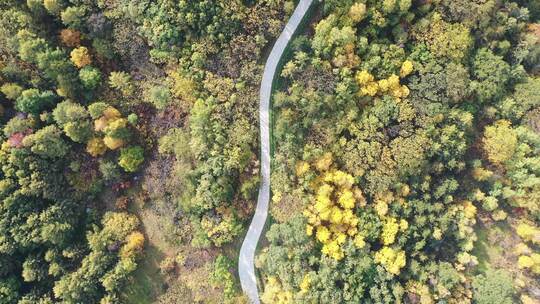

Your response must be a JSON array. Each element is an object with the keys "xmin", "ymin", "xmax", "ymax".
[{"xmin": 238, "ymin": 1, "xmax": 314, "ymax": 303}]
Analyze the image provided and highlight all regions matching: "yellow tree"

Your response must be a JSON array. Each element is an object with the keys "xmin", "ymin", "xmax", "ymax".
[
  {"xmin": 70, "ymin": 46, "xmax": 91, "ymax": 68},
  {"xmin": 482, "ymin": 120, "xmax": 517, "ymax": 165},
  {"xmin": 304, "ymin": 154, "xmax": 364, "ymax": 260}
]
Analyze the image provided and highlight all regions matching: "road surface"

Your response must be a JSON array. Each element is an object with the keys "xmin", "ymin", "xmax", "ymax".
[{"xmin": 238, "ymin": 0, "xmax": 315, "ymax": 303}]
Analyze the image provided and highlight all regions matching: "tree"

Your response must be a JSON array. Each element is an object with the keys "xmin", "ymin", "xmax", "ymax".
[
  {"xmin": 119, "ymin": 232, "xmax": 145, "ymax": 259},
  {"xmin": 3, "ymin": 116, "xmax": 34, "ymax": 137},
  {"xmin": 86, "ymin": 137, "xmax": 107, "ymax": 157},
  {"xmin": 23, "ymin": 125, "xmax": 69, "ymax": 158},
  {"xmin": 108, "ymin": 71, "xmax": 133, "ymax": 96},
  {"xmin": 472, "ymin": 269, "xmax": 515, "ymax": 304},
  {"xmin": 53, "ymin": 101, "xmax": 92, "ymax": 143},
  {"xmin": 0, "ymin": 277, "xmax": 19, "ymax": 304},
  {"xmin": 88, "ymin": 102, "xmax": 109, "ymax": 119},
  {"xmin": 413, "ymin": 13, "xmax": 472, "ymax": 62},
  {"xmin": 482, "ymin": 120, "xmax": 517, "ymax": 165},
  {"xmin": 17, "ymin": 30, "xmax": 47, "ymax": 62},
  {"xmin": 118, "ymin": 146, "xmax": 144, "ymax": 172},
  {"xmin": 148, "ymin": 85, "xmax": 171, "ymax": 110},
  {"xmin": 79, "ymin": 66, "xmax": 102, "ymax": 90},
  {"xmin": 0, "ymin": 83, "xmax": 23, "ymax": 100},
  {"xmin": 516, "ymin": 223, "xmax": 540, "ymax": 244},
  {"xmin": 59, "ymin": 28, "xmax": 81, "ymax": 47},
  {"xmin": 53, "ymin": 212, "xmax": 142, "ymax": 303},
  {"xmin": 499, "ymin": 77, "xmax": 540, "ymax": 121},
  {"xmin": 16, "ymin": 89, "xmax": 56, "ymax": 115},
  {"xmin": 211, "ymin": 255, "xmax": 237, "ymax": 299},
  {"xmin": 349, "ymin": 3, "xmax": 366, "ymax": 23},
  {"xmin": 304, "ymin": 165, "xmax": 364, "ymax": 260},
  {"xmin": 27, "ymin": 0, "xmax": 43, "ymax": 14},
  {"xmin": 70, "ymin": 46, "xmax": 91, "ymax": 68},
  {"xmin": 87, "ymin": 13, "xmax": 110, "ymax": 38},
  {"xmin": 61, "ymin": 6, "xmax": 85, "ymax": 29},
  {"xmin": 43, "ymin": 0, "xmax": 64, "ymax": 15},
  {"xmin": 374, "ymin": 246, "xmax": 406, "ymax": 275},
  {"xmin": 312, "ymin": 15, "xmax": 358, "ymax": 67},
  {"xmin": 99, "ymin": 159, "xmax": 121, "ymax": 181},
  {"xmin": 35, "ymin": 48, "xmax": 78, "ymax": 90},
  {"xmin": 471, "ymin": 48, "xmax": 512, "ymax": 103},
  {"xmin": 103, "ymin": 118, "xmax": 130, "ymax": 150}
]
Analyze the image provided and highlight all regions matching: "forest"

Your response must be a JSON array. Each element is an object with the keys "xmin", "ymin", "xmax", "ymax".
[{"xmin": 0, "ymin": 0, "xmax": 539, "ymax": 303}]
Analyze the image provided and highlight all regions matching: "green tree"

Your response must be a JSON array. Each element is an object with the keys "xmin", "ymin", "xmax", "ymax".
[
  {"xmin": 17, "ymin": 30, "xmax": 46, "ymax": 62},
  {"xmin": 53, "ymin": 212, "xmax": 141, "ymax": 303},
  {"xmin": 16, "ymin": 89, "xmax": 56, "ymax": 115},
  {"xmin": 61, "ymin": 6, "xmax": 85, "ymax": 29},
  {"xmin": 148, "ymin": 85, "xmax": 171, "ymax": 110},
  {"xmin": 414, "ymin": 13, "xmax": 472, "ymax": 62},
  {"xmin": 108, "ymin": 71, "xmax": 133, "ymax": 96},
  {"xmin": 52, "ymin": 101, "xmax": 92, "ymax": 143},
  {"xmin": 3, "ymin": 116, "xmax": 34, "ymax": 137},
  {"xmin": 211, "ymin": 255, "xmax": 237, "ymax": 299},
  {"xmin": 23, "ymin": 125, "xmax": 69, "ymax": 158},
  {"xmin": 118, "ymin": 146, "xmax": 144, "ymax": 172},
  {"xmin": 79, "ymin": 66, "xmax": 102, "ymax": 90},
  {"xmin": 471, "ymin": 48, "xmax": 511, "ymax": 103},
  {"xmin": 498, "ymin": 77, "xmax": 540, "ymax": 121},
  {"xmin": 0, "ymin": 277, "xmax": 19, "ymax": 304},
  {"xmin": 99, "ymin": 159, "xmax": 121, "ymax": 182},
  {"xmin": 472, "ymin": 269, "xmax": 515, "ymax": 304},
  {"xmin": 88, "ymin": 102, "xmax": 108, "ymax": 119}
]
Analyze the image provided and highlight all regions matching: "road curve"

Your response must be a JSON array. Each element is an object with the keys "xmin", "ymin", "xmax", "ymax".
[{"xmin": 238, "ymin": 0, "xmax": 315, "ymax": 303}]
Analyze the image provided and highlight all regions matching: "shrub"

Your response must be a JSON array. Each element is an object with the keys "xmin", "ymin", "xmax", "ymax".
[{"xmin": 127, "ymin": 113, "xmax": 138, "ymax": 125}]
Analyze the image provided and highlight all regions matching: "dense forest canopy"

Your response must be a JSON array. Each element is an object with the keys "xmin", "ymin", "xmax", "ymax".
[
  {"xmin": 0, "ymin": 0, "xmax": 291, "ymax": 302},
  {"xmin": 259, "ymin": 0, "xmax": 540, "ymax": 303},
  {"xmin": 0, "ymin": 0, "xmax": 539, "ymax": 303}
]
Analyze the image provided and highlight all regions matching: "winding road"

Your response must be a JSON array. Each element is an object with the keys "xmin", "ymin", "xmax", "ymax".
[{"xmin": 238, "ymin": 0, "xmax": 315, "ymax": 303}]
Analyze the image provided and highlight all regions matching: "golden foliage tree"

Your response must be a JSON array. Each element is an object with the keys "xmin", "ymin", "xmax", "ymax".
[
  {"xmin": 356, "ymin": 62, "xmax": 412, "ymax": 98},
  {"xmin": 304, "ymin": 154, "xmax": 365, "ymax": 260},
  {"xmin": 70, "ymin": 46, "xmax": 91, "ymax": 68},
  {"xmin": 86, "ymin": 137, "xmax": 107, "ymax": 157},
  {"xmin": 482, "ymin": 120, "xmax": 517, "ymax": 165},
  {"xmin": 374, "ymin": 246, "xmax": 406, "ymax": 275}
]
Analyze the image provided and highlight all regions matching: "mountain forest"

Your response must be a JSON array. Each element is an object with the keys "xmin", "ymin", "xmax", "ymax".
[{"xmin": 0, "ymin": 0, "xmax": 539, "ymax": 303}]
